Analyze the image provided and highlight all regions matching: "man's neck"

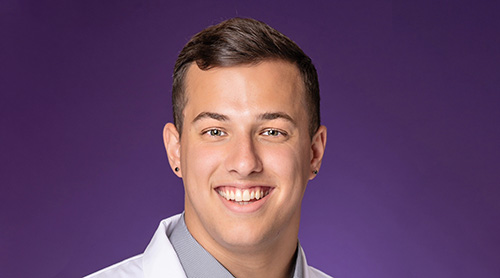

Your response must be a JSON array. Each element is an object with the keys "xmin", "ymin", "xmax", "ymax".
[
  {"xmin": 185, "ymin": 213, "xmax": 301, "ymax": 278},
  {"xmin": 207, "ymin": 237, "xmax": 298, "ymax": 278}
]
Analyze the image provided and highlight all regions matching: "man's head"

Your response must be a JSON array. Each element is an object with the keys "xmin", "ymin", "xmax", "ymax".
[
  {"xmin": 163, "ymin": 18, "xmax": 327, "ymax": 271},
  {"xmin": 172, "ymin": 17, "xmax": 320, "ymax": 138}
]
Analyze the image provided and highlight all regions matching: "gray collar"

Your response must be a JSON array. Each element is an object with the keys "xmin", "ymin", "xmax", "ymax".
[{"xmin": 169, "ymin": 213, "xmax": 304, "ymax": 278}]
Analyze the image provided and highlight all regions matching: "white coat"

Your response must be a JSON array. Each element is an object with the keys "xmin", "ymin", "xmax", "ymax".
[{"xmin": 85, "ymin": 214, "xmax": 332, "ymax": 278}]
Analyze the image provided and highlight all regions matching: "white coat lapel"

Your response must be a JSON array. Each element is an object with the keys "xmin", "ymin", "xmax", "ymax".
[{"xmin": 143, "ymin": 214, "xmax": 187, "ymax": 278}]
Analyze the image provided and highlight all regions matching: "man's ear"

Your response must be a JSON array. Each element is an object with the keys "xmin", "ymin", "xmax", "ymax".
[
  {"xmin": 163, "ymin": 123, "xmax": 182, "ymax": 178},
  {"xmin": 309, "ymin": 125, "xmax": 327, "ymax": 180}
]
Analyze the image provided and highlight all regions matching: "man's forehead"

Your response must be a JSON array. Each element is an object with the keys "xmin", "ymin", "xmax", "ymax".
[
  {"xmin": 180, "ymin": 62, "xmax": 308, "ymax": 131},
  {"xmin": 183, "ymin": 60, "xmax": 305, "ymax": 99}
]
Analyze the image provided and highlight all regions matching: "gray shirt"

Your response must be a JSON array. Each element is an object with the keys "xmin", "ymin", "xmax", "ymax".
[{"xmin": 169, "ymin": 214, "xmax": 304, "ymax": 278}]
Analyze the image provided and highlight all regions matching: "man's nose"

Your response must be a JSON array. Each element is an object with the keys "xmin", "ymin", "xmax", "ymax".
[{"xmin": 224, "ymin": 135, "xmax": 263, "ymax": 176}]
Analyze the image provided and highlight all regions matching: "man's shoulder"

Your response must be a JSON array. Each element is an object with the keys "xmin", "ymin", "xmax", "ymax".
[
  {"xmin": 306, "ymin": 265, "xmax": 333, "ymax": 278},
  {"xmin": 83, "ymin": 254, "xmax": 144, "ymax": 278},
  {"xmin": 299, "ymin": 244, "xmax": 333, "ymax": 278},
  {"xmin": 84, "ymin": 213, "xmax": 184, "ymax": 278}
]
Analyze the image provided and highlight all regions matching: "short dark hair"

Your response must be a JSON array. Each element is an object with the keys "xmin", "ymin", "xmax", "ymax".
[{"xmin": 172, "ymin": 17, "xmax": 320, "ymax": 137}]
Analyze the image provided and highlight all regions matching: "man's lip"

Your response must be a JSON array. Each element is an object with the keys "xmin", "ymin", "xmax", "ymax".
[{"xmin": 213, "ymin": 184, "xmax": 274, "ymax": 190}]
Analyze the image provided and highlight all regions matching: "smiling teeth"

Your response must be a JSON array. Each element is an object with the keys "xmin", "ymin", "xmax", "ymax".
[
  {"xmin": 242, "ymin": 190, "xmax": 250, "ymax": 201},
  {"xmin": 217, "ymin": 187, "xmax": 270, "ymax": 202},
  {"xmin": 235, "ymin": 190, "xmax": 242, "ymax": 202}
]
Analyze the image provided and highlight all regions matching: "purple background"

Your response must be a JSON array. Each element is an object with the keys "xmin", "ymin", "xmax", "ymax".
[{"xmin": 1, "ymin": 1, "xmax": 499, "ymax": 277}]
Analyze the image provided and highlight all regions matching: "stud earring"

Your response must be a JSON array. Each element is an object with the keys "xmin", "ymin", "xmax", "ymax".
[
  {"xmin": 174, "ymin": 167, "xmax": 179, "ymax": 172},
  {"xmin": 313, "ymin": 170, "xmax": 318, "ymax": 174}
]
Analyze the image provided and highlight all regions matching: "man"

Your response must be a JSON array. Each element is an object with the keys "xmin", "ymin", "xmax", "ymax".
[{"xmin": 86, "ymin": 17, "xmax": 330, "ymax": 278}]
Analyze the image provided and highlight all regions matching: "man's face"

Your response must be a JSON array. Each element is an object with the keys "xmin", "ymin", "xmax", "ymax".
[{"xmin": 164, "ymin": 60, "xmax": 326, "ymax": 252}]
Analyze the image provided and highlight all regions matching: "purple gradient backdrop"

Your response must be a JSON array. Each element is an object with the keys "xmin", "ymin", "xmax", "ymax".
[{"xmin": 1, "ymin": 1, "xmax": 499, "ymax": 277}]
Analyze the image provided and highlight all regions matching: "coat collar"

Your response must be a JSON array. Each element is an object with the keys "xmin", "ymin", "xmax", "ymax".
[{"xmin": 142, "ymin": 213, "xmax": 316, "ymax": 278}]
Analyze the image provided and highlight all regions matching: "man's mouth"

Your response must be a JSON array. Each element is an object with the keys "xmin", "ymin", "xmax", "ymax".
[{"xmin": 216, "ymin": 186, "xmax": 271, "ymax": 205}]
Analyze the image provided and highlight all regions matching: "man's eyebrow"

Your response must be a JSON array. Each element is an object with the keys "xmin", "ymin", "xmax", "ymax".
[
  {"xmin": 192, "ymin": 112, "xmax": 229, "ymax": 123},
  {"xmin": 258, "ymin": 112, "xmax": 296, "ymax": 125}
]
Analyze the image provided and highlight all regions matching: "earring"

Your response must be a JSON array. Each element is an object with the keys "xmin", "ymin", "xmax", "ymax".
[
  {"xmin": 174, "ymin": 167, "xmax": 179, "ymax": 172},
  {"xmin": 313, "ymin": 170, "xmax": 318, "ymax": 175}
]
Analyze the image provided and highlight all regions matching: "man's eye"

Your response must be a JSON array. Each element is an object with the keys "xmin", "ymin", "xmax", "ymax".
[
  {"xmin": 205, "ymin": 129, "xmax": 226, "ymax": 137},
  {"xmin": 262, "ymin": 129, "xmax": 286, "ymax": 137}
]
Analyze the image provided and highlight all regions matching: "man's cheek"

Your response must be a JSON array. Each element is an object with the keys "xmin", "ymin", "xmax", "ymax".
[{"xmin": 188, "ymin": 146, "xmax": 223, "ymax": 180}]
